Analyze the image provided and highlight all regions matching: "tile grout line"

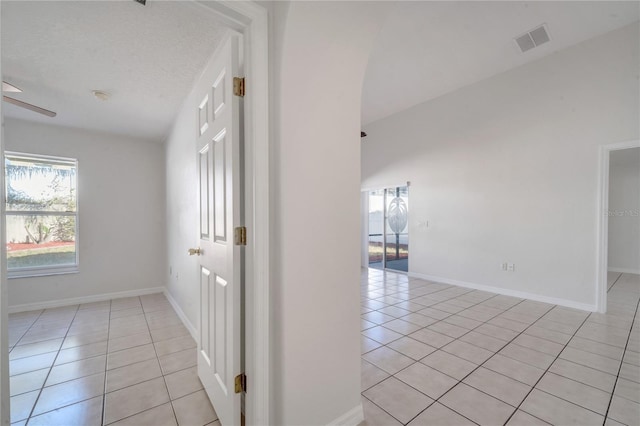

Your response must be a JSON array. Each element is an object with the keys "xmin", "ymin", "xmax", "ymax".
[
  {"xmin": 602, "ymin": 296, "xmax": 640, "ymax": 424},
  {"xmin": 363, "ymin": 278, "xmax": 519, "ymax": 420},
  {"xmin": 361, "ymin": 277, "xmax": 494, "ymax": 424},
  {"xmin": 363, "ymin": 392, "xmax": 483, "ymax": 426},
  {"xmin": 363, "ymin": 285, "xmax": 538, "ymax": 424},
  {"xmin": 25, "ymin": 304, "xmax": 81, "ymax": 423},
  {"xmin": 19, "ymin": 359, "xmax": 201, "ymax": 426},
  {"xmin": 366, "ymin": 289, "xmax": 498, "ymax": 356},
  {"xmin": 100, "ymin": 387, "xmax": 206, "ymax": 426},
  {"xmin": 502, "ymin": 308, "xmax": 608, "ymax": 424},
  {"xmin": 607, "ymin": 272, "xmax": 623, "ymax": 293},
  {"xmin": 140, "ymin": 296, "xmax": 181, "ymax": 426},
  {"xmin": 100, "ymin": 296, "xmax": 190, "ymax": 424},
  {"xmin": 22, "ymin": 309, "xmax": 197, "ymax": 423},
  {"xmin": 361, "ymin": 299, "xmax": 627, "ymax": 362},
  {"xmin": 402, "ymin": 300, "xmax": 557, "ymax": 425},
  {"xmin": 7, "ymin": 295, "xmax": 202, "ymax": 425},
  {"xmin": 365, "ymin": 271, "xmax": 639, "ymax": 424},
  {"xmin": 11, "ymin": 309, "xmax": 48, "ymax": 351},
  {"xmin": 361, "ymin": 290, "xmax": 508, "ymax": 389},
  {"xmin": 17, "ymin": 302, "xmax": 134, "ymax": 423},
  {"xmin": 361, "ymin": 272, "xmax": 606, "ymax": 425},
  {"xmin": 101, "ymin": 298, "xmax": 114, "ymax": 426},
  {"xmin": 365, "ymin": 282, "xmax": 596, "ymax": 357}
]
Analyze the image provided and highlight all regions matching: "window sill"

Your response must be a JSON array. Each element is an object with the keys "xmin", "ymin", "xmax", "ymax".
[{"xmin": 7, "ymin": 266, "xmax": 80, "ymax": 279}]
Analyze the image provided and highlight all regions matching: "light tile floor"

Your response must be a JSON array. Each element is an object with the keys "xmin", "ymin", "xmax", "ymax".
[
  {"xmin": 8, "ymin": 293, "xmax": 219, "ymax": 426},
  {"xmin": 360, "ymin": 270, "xmax": 640, "ymax": 426}
]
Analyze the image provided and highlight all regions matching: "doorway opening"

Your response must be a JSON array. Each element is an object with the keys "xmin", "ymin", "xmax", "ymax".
[
  {"xmin": 0, "ymin": 2, "xmax": 269, "ymax": 425},
  {"xmin": 367, "ymin": 185, "xmax": 409, "ymax": 273},
  {"xmin": 597, "ymin": 140, "xmax": 640, "ymax": 313}
]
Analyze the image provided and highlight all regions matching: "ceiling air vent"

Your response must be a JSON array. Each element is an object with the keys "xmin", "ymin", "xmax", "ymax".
[{"xmin": 515, "ymin": 24, "xmax": 550, "ymax": 53}]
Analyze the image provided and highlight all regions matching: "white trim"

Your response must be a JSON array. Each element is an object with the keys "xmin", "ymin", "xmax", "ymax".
[
  {"xmin": 326, "ymin": 404, "xmax": 364, "ymax": 426},
  {"xmin": 408, "ymin": 272, "xmax": 597, "ymax": 312},
  {"xmin": 164, "ymin": 289, "xmax": 198, "ymax": 341},
  {"xmin": 361, "ymin": 181, "xmax": 411, "ymax": 193},
  {"xmin": 7, "ymin": 266, "xmax": 79, "ymax": 279},
  {"xmin": 361, "ymin": 192, "xmax": 369, "ymax": 268},
  {"xmin": 597, "ymin": 140, "xmax": 640, "ymax": 313},
  {"xmin": 5, "ymin": 151, "xmax": 80, "ymax": 278},
  {"xmin": 8, "ymin": 286, "xmax": 164, "ymax": 314},
  {"xmin": 177, "ymin": 2, "xmax": 270, "ymax": 425},
  {"xmin": 0, "ymin": 15, "xmax": 10, "ymax": 422},
  {"xmin": 608, "ymin": 267, "xmax": 640, "ymax": 274}
]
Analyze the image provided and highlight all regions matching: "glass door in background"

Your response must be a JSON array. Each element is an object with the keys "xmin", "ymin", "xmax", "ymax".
[
  {"xmin": 367, "ymin": 185, "xmax": 409, "ymax": 272},
  {"xmin": 384, "ymin": 186, "xmax": 409, "ymax": 272},
  {"xmin": 367, "ymin": 189, "xmax": 385, "ymax": 270}
]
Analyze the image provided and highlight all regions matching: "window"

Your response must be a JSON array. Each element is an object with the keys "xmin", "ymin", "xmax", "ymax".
[{"xmin": 4, "ymin": 152, "xmax": 78, "ymax": 278}]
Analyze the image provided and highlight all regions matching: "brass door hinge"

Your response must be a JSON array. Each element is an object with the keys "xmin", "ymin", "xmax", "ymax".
[
  {"xmin": 234, "ymin": 226, "xmax": 247, "ymax": 246},
  {"xmin": 234, "ymin": 373, "xmax": 247, "ymax": 393},
  {"xmin": 233, "ymin": 77, "xmax": 245, "ymax": 97}
]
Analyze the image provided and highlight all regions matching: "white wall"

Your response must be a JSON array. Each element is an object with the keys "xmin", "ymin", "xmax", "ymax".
[
  {"xmin": 272, "ymin": 2, "xmax": 385, "ymax": 424},
  {"xmin": 163, "ymin": 36, "xmax": 226, "ymax": 335},
  {"xmin": 4, "ymin": 119, "xmax": 166, "ymax": 308},
  {"xmin": 608, "ymin": 147, "xmax": 640, "ymax": 274},
  {"xmin": 163, "ymin": 89, "xmax": 196, "ymax": 330},
  {"xmin": 362, "ymin": 23, "xmax": 639, "ymax": 310}
]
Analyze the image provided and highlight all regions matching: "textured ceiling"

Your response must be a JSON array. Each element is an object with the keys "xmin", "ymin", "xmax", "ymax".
[
  {"xmin": 2, "ymin": 1, "xmax": 228, "ymax": 142},
  {"xmin": 362, "ymin": 1, "xmax": 640, "ymax": 125},
  {"xmin": 4, "ymin": 2, "xmax": 638, "ymax": 138}
]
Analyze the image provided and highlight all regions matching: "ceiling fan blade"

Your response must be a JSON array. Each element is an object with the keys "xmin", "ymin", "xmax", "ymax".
[
  {"xmin": 3, "ymin": 96, "xmax": 56, "ymax": 117},
  {"xmin": 2, "ymin": 81, "xmax": 22, "ymax": 93}
]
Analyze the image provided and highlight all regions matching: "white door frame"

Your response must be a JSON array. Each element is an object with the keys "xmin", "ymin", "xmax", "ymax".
[
  {"xmin": 0, "ymin": 2, "xmax": 10, "ymax": 421},
  {"xmin": 0, "ymin": 1, "xmax": 269, "ymax": 425},
  {"xmin": 596, "ymin": 139, "xmax": 640, "ymax": 313},
  {"xmin": 191, "ymin": 2, "xmax": 270, "ymax": 425}
]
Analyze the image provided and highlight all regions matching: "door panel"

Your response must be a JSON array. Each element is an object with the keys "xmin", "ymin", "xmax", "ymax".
[
  {"xmin": 199, "ymin": 95, "xmax": 210, "ymax": 136},
  {"xmin": 214, "ymin": 274, "xmax": 228, "ymax": 391},
  {"xmin": 196, "ymin": 34, "xmax": 242, "ymax": 426},
  {"xmin": 213, "ymin": 131, "xmax": 227, "ymax": 242},
  {"xmin": 199, "ymin": 146, "xmax": 210, "ymax": 239},
  {"xmin": 200, "ymin": 267, "xmax": 211, "ymax": 364},
  {"xmin": 213, "ymin": 70, "xmax": 226, "ymax": 118}
]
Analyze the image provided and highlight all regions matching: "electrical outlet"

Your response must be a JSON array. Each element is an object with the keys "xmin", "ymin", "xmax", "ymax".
[
  {"xmin": 507, "ymin": 263, "xmax": 515, "ymax": 272},
  {"xmin": 501, "ymin": 263, "xmax": 508, "ymax": 271}
]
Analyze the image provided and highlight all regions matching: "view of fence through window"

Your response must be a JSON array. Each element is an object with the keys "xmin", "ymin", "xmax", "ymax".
[{"xmin": 4, "ymin": 153, "xmax": 78, "ymax": 274}]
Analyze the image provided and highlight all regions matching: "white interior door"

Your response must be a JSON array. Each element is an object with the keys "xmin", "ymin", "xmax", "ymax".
[{"xmin": 196, "ymin": 34, "xmax": 242, "ymax": 426}]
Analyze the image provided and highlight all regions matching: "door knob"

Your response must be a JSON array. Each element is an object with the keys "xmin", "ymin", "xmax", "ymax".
[{"xmin": 188, "ymin": 248, "xmax": 202, "ymax": 256}]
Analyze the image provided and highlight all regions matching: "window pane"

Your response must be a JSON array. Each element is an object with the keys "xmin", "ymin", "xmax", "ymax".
[
  {"xmin": 6, "ymin": 215, "xmax": 77, "ymax": 269},
  {"xmin": 5, "ymin": 155, "xmax": 77, "ymax": 212}
]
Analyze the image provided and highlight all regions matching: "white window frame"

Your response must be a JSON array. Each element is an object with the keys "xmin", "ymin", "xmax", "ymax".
[{"xmin": 4, "ymin": 151, "xmax": 79, "ymax": 279}]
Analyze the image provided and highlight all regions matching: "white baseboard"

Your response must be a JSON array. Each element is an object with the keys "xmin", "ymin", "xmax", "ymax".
[
  {"xmin": 326, "ymin": 404, "xmax": 364, "ymax": 426},
  {"xmin": 608, "ymin": 267, "xmax": 640, "ymax": 275},
  {"xmin": 8, "ymin": 286, "xmax": 165, "ymax": 314},
  {"xmin": 408, "ymin": 272, "xmax": 597, "ymax": 312},
  {"xmin": 164, "ymin": 289, "xmax": 198, "ymax": 343}
]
